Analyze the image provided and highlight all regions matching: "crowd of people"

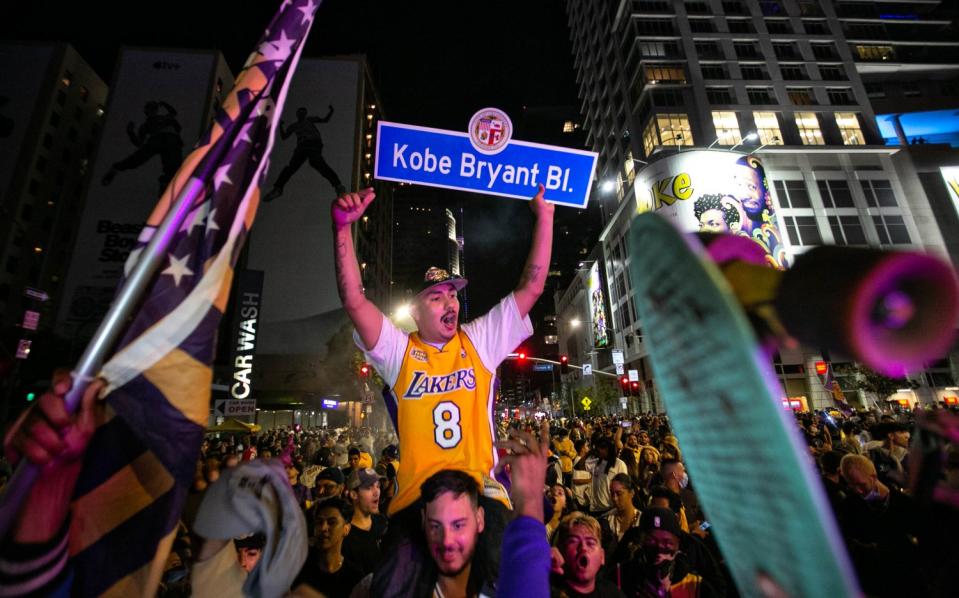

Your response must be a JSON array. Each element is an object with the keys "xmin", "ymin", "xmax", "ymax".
[{"xmin": 144, "ymin": 401, "xmax": 959, "ymax": 597}]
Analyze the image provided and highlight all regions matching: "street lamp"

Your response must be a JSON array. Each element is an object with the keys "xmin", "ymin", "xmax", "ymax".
[
  {"xmin": 570, "ymin": 318, "xmax": 581, "ymax": 328},
  {"xmin": 730, "ymin": 131, "xmax": 759, "ymax": 153},
  {"xmin": 749, "ymin": 135, "xmax": 780, "ymax": 155}
]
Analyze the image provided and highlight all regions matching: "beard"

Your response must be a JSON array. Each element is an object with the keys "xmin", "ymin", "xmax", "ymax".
[{"xmin": 434, "ymin": 541, "xmax": 477, "ymax": 577}]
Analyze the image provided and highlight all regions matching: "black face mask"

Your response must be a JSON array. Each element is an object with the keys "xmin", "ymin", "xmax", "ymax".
[{"xmin": 641, "ymin": 545, "xmax": 677, "ymax": 579}]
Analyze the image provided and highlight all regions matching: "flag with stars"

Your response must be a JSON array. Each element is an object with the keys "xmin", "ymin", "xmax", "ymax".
[{"xmin": 66, "ymin": 1, "xmax": 320, "ymax": 594}]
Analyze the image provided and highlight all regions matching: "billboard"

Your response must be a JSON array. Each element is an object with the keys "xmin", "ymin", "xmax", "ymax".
[
  {"xmin": 246, "ymin": 58, "xmax": 359, "ymax": 354},
  {"xmin": 587, "ymin": 262, "xmax": 609, "ymax": 348},
  {"xmin": 57, "ymin": 48, "xmax": 233, "ymax": 335},
  {"xmin": 942, "ymin": 166, "xmax": 959, "ymax": 218},
  {"xmin": 635, "ymin": 151, "xmax": 788, "ymax": 268}
]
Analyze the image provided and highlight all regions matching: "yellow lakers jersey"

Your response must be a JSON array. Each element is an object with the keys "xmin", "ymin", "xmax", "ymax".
[{"xmin": 386, "ymin": 329, "xmax": 498, "ymax": 514}]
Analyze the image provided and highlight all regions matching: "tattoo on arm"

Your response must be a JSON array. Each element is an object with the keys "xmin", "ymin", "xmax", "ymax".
[{"xmin": 521, "ymin": 264, "xmax": 543, "ymax": 288}]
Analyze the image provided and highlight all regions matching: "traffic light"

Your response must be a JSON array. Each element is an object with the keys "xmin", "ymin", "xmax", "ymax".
[
  {"xmin": 620, "ymin": 376, "xmax": 630, "ymax": 394},
  {"xmin": 359, "ymin": 363, "xmax": 370, "ymax": 378},
  {"xmin": 560, "ymin": 355, "xmax": 569, "ymax": 374},
  {"xmin": 630, "ymin": 381, "xmax": 640, "ymax": 397},
  {"xmin": 26, "ymin": 392, "xmax": 36, "ymax": 402},
  {"xmin": 518, "ymin": 351, "xmax": 527, "ymax": 361}
]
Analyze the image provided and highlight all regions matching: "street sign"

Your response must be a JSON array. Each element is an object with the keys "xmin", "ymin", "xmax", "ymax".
[
  {"xmin": 582, "ymin": 363, "xmax": 592, "ymax": 377},
  {"xmin": 581, "ymin": 396, "xmax": 592, "ymax": 410},
  {"xmin": 21, "ymin": 310, "xmax": 40, "ymax": 331},
  {"xmin": 374, "ymin": 112, "xmax": 598, "ymax": 209},
  {"xmin": 533, "ymin": 363, "xmax": 553, "ymax": 372},
  {"xmin": 615, "ymin": 363, "xmax": 625, "ymax": 375},
  {"xmin": 214, "ymin": 399, "xmax": 256, "ymax": 417},
  {"xmin": 628, "ymin": 369, "xmax": 639, "ymax": 382},
  {"xmin": 620, "ymin": 396, "xmax": 628, "ymax": 409},
  {"xmin": 23, "ymin": 287, "xmax": 49, "ymax": 302},
  {"xmin": 321, "ymin": 398, "xmax": 339, "ymax": 409},
  {"xmin": 612, "ymin": 350, "xmax": 624, "ymax": 365},
  {"xmin": 15, "ymin": 339, "xmax": 31, "ymax": 359}
]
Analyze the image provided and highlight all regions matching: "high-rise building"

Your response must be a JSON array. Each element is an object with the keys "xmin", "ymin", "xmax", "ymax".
[
  {"xmin": 0, "ymin": 44, "xmax": 108, "ymax": 334},
  {"xmin": 562, "ymin": 0, "xmax": 959, "ymax": 411}
]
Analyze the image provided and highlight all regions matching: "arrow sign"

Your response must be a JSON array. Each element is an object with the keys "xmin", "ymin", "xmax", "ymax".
[{"xmin": 580, "ymin": 396, "xmax": 592, "ymax": 410}]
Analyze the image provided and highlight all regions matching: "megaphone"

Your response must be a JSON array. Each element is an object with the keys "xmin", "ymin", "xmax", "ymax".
[{"xmin": 701, "ymin": 234, "xmax": 959, "ymax": 377}]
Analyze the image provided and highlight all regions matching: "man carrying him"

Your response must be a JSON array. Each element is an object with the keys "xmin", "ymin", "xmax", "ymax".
[
  {"xmin": 331, "ymin": 185, "xmax": 553, "ymax": 593},
  {"xmin": 341, "ymin": 468, "xmax": 388, "ymax": 576}
]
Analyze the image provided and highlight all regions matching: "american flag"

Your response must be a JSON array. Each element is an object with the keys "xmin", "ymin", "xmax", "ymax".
[{"xmin": 64, "ymin": 1, "xmax": 320, "ymax": 594}]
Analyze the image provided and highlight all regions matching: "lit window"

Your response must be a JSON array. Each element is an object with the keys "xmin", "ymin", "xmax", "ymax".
[
  {"xmin": 753, "ymin": 111, "xmax": 783, "ymax": 145},
  {"xmin": 624, "ymin": 150, "xmax": 637, "ymax": 186},
  {"xmin": 643, "ymin": 64, "xmax": 687, "ymax": 84},
  {"xmin": 711, "ymin": 111, "xmax": 741, "ymax": 145},
  {"xmin": 643, "ymin": 119, "xmax": 658, "ymax": 156},
  {"xmin": 855, "ymin": 45, "xmax": 894, "ymax": 61},
  {"xmin": 652, "ymin": 113, "xmax": 694, "ymax": 146},
  {"xmin": 563, "ymin": 120, "xmax": 576, "ymax": 133},
  {"xmin": 835, "ymin": 113, "xmax": 864, "ymax": 145},
  {"xmin": 794, "ymin": 112, "xmax": 824, "ymax": 145}
]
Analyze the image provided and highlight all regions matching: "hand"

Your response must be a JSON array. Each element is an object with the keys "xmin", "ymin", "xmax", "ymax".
[
  {"xmin": 4, "ymin": 375, "xmax": 103, "ymax": 470},
  {"xmin": 331, "ymin": 188, "xmax": 375, "ymax": 230},
  {"xmin": 529, "ymin": 183, "xmax": 553, "ymax": 220},
  {"xmin": 495, "ymin": 419, "xmax": 549, "ymax": 522},
  {"xmin": 328, "ymin": 104, "xmax": 334, "ymax": 111},
  {"xmin": 550, "ymin": 546, "xmax": 565, "ymax": 574}
]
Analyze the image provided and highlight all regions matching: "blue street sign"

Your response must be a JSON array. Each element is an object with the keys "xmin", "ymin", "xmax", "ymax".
[
  {"xmin": 533, "ymin": 363, "xmax": 554, "ymax": 372},
  {"xmin": 374, "ymin": 120, "xmax": 598, "ymax": 209}
]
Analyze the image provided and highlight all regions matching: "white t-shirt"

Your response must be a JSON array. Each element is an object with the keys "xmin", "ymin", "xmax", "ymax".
[
  {"xmin": 355, "ymin": 293, "xmax": 533, "ymax": 390},
  {"xmin": 590, "ymin": 458, "xmax": 628, "ymax": 511}
]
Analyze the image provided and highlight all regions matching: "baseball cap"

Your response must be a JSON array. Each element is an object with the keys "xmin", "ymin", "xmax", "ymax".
[
  {"xmin": 316, "ymin": 467, "xmax": 345, "ymax": 485},
  {"xmin": 417, "ymin": 267, "xmax": 467, "ymax": 297},
  {"xmin": 640, "ymin": 506, "xmax": 683, "ymax": 539},
  {"xmin": 347, "ymin": 467, "xmax": 380, "ymax": 490}
]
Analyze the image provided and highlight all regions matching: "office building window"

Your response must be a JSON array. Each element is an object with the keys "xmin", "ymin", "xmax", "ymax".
[
  {"xmin": 855, "ymin": 45, "xmax": 894, "ymax": 61},
  {"xmin": 727, "ymin": 19, "xmax": 755, "ymax": 33},
  {"xmin": 734, "ymin": 41, "xmax": 762, "ymax": 59},
  {"xmin": 827, "ymin": 88, "xmax": 856, "ymax": 105},
  {"xmin": 817, "ymin": 180, "xmax": 854, "ymax": 208},
  {"xmin": 784, "ymin": 216, "xmax": 822, "ymax": 245},
  {"xmin": 902, "ymin": 82, "xmax": 921, "ymax": 97},
  {"xmin": 740, "ymin": 64, "xmax": 769, "ymax": 80},
  {"xmin": 774, "ymin": 180, "xmax": 812, "ymax": 208},
  {"xmin": 864, "ymin": 83, "xmax": 885, "ymax": 98},
  {"xmin": 835, "ymin": 112, "xmax": 865, "ymax": 145},
  {"xmin": 773, "ymin": 42, "xmax": 800, "ymax": 60},
  {"xmin": 861, "ymin": 179, "xmax": 897, "ymax": 207},
  {"xmin": 686, "ymin": 1, "xmax": 711, "ymax": 15},
  {"xmin": 701, "ymin": 63, "xmax": 729, "ymax": 79},
  {"xmin": 696, "ymin": 40, "xmax": 724, "ymax": 59},
  {"xmin": 795, "ymin": 112, "xmax": 824, "ymax": 145},
  {"xmin": 712, "ymin": 111, "xmax": 742, "ymax": 145},
  {"xmin": 788, "ymin": 88, "xmax": 816, "ymax": 105},
  {"xmin": 706, "ymin": 86, "xmax": 735, "ymax": 104},
  {"xmin": 643, "ymin": 113, "xmax": 694, "ymax": 154},
  {"xmin": 760, "ymin": 1, "xmax": 785, "ymax": 17},
  {"xmin": 721, "ymin": 1, "xmax": 748, "ymax": 15},
  {"xmin": 644, "ymin": 64, "xmax": 687, "ymax": 84},
  {"xmin": 828, "ymin": 215, "xmax": 867, "ymax": 245},
  {"xmin": 640, "ymin": 41, "xmax": 683, "ymax": 58},
  {"xmin": 872, "ymin": 215, "xmax": 910, "ymax": 245},
  {"xmin": 819, "ymin": 64, "xmax": 846, "ymax": 81},
  {"xmin": 765, "ymin": 19, "xmax": 792, "ymax": 34},
  {"xmin": 780, "ymin": 64, "xmax": 808, "ymax": 80},
  {"xmin": 753, "ymin": 111, "xmax": 783, "ymax": 145},
  {"xmin": 803, "ymin": 19, "xmax": 828, "ymax": 34},
  {"xmin": 652, "ymin": 89, "xmax": 684, "ymax": 106},
  {"xmin": 636, "ymin": 18, "xmax": 676, "ymax": 35},
  {"xmin": 689, "ymin": 18, "xmax": 716, "ymax": 33},
  {"xmin": 798, "ymin": 1, "xmax": 823, "ymax": 17},
  {"xmin": 747, "ymin": 87, "xmax": 776, "ymax": 104},
  {"xmin": 811, "ymin": 43, "xmax": 838, "ymax": 60}
]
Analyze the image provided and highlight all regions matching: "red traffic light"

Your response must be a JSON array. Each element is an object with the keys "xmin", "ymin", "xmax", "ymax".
[
  {"xmin": 560, "ymin": 355, "xmax": 568, "ymax": 364},
  {"xmin": 518, "ymin": 351, "xmax": 527, "ymax": 360},
  {"xmin": 814, "ymin": 361, "xmax": 827, "ymax": 375}
]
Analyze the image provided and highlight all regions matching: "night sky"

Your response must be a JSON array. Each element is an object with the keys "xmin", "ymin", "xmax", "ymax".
[{"xmin": 2, "ymin": 0, "xmax": 583, "ymax": 317}]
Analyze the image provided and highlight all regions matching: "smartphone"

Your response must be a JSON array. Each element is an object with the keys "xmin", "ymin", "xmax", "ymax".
[
  {"xmin": 621, "ymin": 421, "xmax": 632, "ymax": 428},
  {"xmin": 699, "ymin": 521, "xmax": 711, "ymax": 531}
]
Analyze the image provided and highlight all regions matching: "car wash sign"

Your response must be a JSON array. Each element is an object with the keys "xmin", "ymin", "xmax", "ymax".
[
  {"xmin": 375, "ymin": 108, "xmax": 598, "ymax": 208},
  {"xmin": 229, "ymin": 270, "xmax": 263, "ymax": 401}
]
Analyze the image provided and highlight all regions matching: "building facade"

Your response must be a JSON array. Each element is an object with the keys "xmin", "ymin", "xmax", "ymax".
[{"xmin": 562, "ymin": 0, "xmax": 959, "ymax": 411}]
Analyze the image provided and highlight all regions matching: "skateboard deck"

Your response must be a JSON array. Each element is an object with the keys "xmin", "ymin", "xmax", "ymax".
[{"xmin": 627, "ymin": 212, "xmax": 860, "ymax": 597}]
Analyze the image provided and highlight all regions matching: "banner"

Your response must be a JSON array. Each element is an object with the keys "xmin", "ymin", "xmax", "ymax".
[
  {"xmin": 587, "ymin": 262, "xmax": 609, "ymax": 348},
  {"xmin": 635, "ymin": 150, "xmax": 788, "ymax": 268}
]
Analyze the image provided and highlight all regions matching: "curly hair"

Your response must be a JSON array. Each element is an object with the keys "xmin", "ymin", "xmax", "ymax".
[{"xmin": 693, "ymin": 193, "xmax": 740, "ymax": 226}]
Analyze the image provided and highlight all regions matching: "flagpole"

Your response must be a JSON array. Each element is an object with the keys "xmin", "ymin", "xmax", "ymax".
[{"xmin": 0, "ymin": 172, "xmax": 209, "ymax": 538}]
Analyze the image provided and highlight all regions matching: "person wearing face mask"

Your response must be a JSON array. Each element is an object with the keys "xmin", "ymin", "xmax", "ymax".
[
  {"xmin": 838, "ymin": 454, "xmax": 927, "ymax": 597},
  {"xmin": 660, "ymin": 460, "xmax": 703, "ymax": 532},
  {"xmin": 620, "ymin": 507, "xmax": 708, "ymax": 598},
  {"xmin": 550, "ymin": 513, "xmax": 626, "ymax": 597}
]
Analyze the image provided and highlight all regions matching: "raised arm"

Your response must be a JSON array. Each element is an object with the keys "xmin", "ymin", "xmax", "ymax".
[
  {"xmin": 311, "ymin": 104, "xmax": 335, "ymax": 124},
  {"xmin": 513, "ymin": 184, "xmax": 554, "ymax": 318},
  {"xmin": 332, "ymin": 189, "xmax": 385, "ymax": 350}
]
